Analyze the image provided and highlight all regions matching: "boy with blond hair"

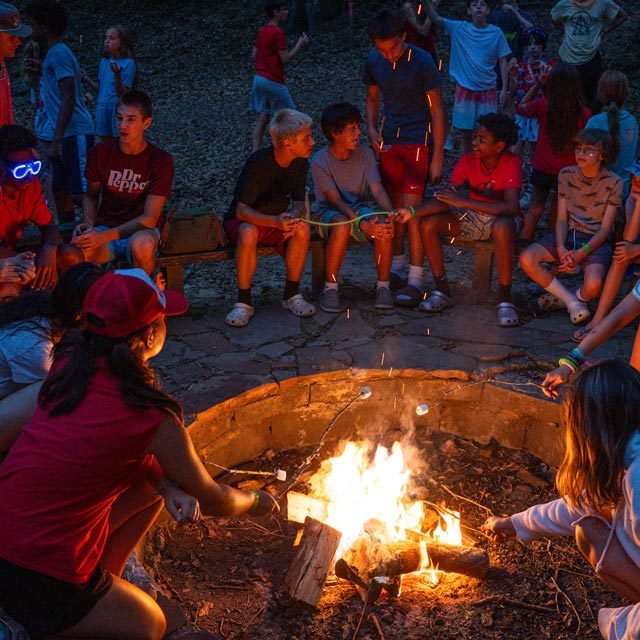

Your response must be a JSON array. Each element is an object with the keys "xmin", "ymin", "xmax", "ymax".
[{"xmin": 224, "ymin": 108, "xmax": 315, "ymax": 327}]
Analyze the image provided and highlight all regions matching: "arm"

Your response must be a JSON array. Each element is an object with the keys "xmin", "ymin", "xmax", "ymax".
[
  {"xmin": 51, "ymin": 77, "xmax": 76, "ymax": 157},
  {"xmin": 109, "ymin": 61, "xmax": 128, "ymax": 97},
  {"xmin": 599, "ymin": 604, "xmax": 640, "ymax": 640},
  {"xmin": 435, "ymin": 187, "xmax": 520, "ymax": 217},
  {"xmin": 278, "ymin": 33, "xmax": 309, "ymax": 65},
  {"xmin": 603, "ymin": 7, "xmax": 628, "ymax": 34},
  {"xmin": 424, "ymin": 0, "xmax": 443, "ymax": 27},
  {"xmin": 32, "ymin": 223, "xmax": 61, "ymax": 290},
  {"xmin": 403, "ymin": 2, "xmax": 433, "ymax": 36},
  {"xmin": 365, "ymin": 84, "xmax": 382, "ymax": 152},
  {"xmin": 427, "ymin": 87, "xmax": 445, "ymax": 184},
  {"xmin": 505, "ymin": 4, "xmax": 533, "ymax": 28},
  {"xmin": 236, "ymin": 201, "xmax": 300, "ymax": 236},
  {"xmin": 80, "ymin": 68, "xmax": 99, "ymax": 92},
  {"xmin": 146, "ymin": 417, "xmax": 277, "ymax": 517},
  {"xmin": 554, "ymin": 195, "xmax": 570, "ymax": 262},
  {"xmin": 568, "ymin": 203, "xmax": 617, "ymax": 267},
  {"xmin": 499, "ymin": 56, "xmax": 509, "ymax": 107}
]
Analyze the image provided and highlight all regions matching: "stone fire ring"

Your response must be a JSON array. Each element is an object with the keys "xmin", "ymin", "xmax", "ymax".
[{"xmin": 186, "ymin": 368, "xmax": 564, "ymax": 471}]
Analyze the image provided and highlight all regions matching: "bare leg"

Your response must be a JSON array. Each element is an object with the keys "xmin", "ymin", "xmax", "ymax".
[
  {"xmin": 284, "ymin": 218, "xmax": 311, "ymax": 282},
  {"xmin": 520, "ymin": 184, "xmax": 549, "ymax": 241},
  {"xmin": 128, "ymin": 230, "xmax": 160, "ymax": 275},
  {"xmin": 324, "ymin": 215, "xmax": 350, "ymax": 284},
  {"xmin": 580, "ymin": 262, "xmax": 607, "ymax": 301},
  {"xmin": 374, "ymin": 234, "xmax": 393, "ymax": 280},
  {"xmin": 403, "ymin": 193, "xmax": 424, "ymax": 267},
  {"xmin": 519, "ymin": 242, "xmax": 557, "ymax": 288},
  {"xmin": 491, "ymin": 216, "xmax": 516, "ymax": 287},
  {"xmin": 575, "ymin": 517, "xmax": 640, "ymax": 602},
  {"xmin": 57, "ymin": 244, "xmax": 86, "ymax": 273},
  {"xmin": 391, "ymin": 193, "xmax": 406, "ymax": 263},
  {"xmin": 252, "ymin": 114, "xmax": 270, "ymax": 153},
  {"xmin": 235, "ymin": 224, "xmax": 259, "ymax": 290},
  {"xmin": 419, "ymin": 212, "xmax": 460, "ymax": 280},
  {"xmin": 630, "ymin": 324, "xmax": 640, "ymax": 372}
]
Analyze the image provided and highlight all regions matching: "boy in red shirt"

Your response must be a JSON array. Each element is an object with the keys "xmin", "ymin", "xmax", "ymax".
[
  {"xmin": 399, "ymin": 113, "xmax": 522, "ymax": 326},
  {"xmin": 250, "ymin": 1, "xmax": 308, "ymax": 152},
  {"xmin": 64, "ymin": 90, "xmax": 174, "ymax": 275}
]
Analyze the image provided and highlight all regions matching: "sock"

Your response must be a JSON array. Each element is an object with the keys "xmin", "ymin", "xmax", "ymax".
[
  {"xmin": 407, "ymin": 265, "xmax": 424, "ymax": 289},
  {"xmin": 391, "ymin": 255, "xmax": 406, "ymax": 275},
  {"xmin": 324, "ymin": 281, "xmax": 339, "ymax": 292},
  {"xmin": 434, "ymin": 275, "xmax": 451, "ymax": 297},
  {"xmin": 283, "ymin": 279, "xmax": 300, "ymax": 300},
  {"xmin": 238, "ymin": 288, "xmax": 252, "ymax": 306},
  {"xmin": 497, "ymin": 283, "xmax": 512, "ymax": 304},
  {"xmin": 376, "ymin": 280, "xmax": 390, "ymax": 290},
  {"xmin": 575, "ymin": 287, "xmax": 589, "ymax": 302},
  {"xmin": 545, "ymin": 277, "xmax": 578, "ymax": 308}
]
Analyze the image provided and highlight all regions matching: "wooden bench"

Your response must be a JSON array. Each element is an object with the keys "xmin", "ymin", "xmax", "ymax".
[{"xmin": 157, "ymin": 236, "xmax": 498, "ymax": 301}]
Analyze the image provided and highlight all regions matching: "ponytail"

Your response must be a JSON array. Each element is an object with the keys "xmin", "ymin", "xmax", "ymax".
[{"xmin": 604, "ymin": 101, "xmax": 621, "ymax": 160}]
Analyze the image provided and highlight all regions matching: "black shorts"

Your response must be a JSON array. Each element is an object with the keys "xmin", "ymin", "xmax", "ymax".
[
  {"xmin": 0, "ymin": 556, "xmax": 112, "ymax": 640},
  {"xmin": 530, "ymin": 168, "xmax": 559, "ymax": 193}
]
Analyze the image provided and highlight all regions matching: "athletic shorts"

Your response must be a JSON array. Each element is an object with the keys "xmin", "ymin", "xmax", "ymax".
[
  {"xmin": 530, "ymin": 168, "xmax": 558, "ymax": 192},
  {"xmin": 315, "ymin": 206, "xmax": 376, "ymax": 243},
  {"xmin": 452, "ymin": 84, "xmax": 497, "ymax": 131},
  {"xmin": 94, "ymin": 225, "xmax": 160, "ymax": 266},
  {"xmin": 223, "ymin": 218, "xmax": 290, "ymax": 256},
  {"xmin": 249, "ymin": 75, "xmax": 295, "ymax": 116},
  {"xmin": 514, "ymin": 114, "xmax": 539, "ymax": 143},
  {"xmin": 535, "ymin": 229, "xmax": 612, "ymax": 268},
  {"xmin": 0, "ymin": 555, "xmax": 112, "ymax": 640},
  {"xmin": 95, "ymin": 102, "xmax": 117, "ymax": 137},
  {"xmin": 379, "ymin": 144, "xmax": 429, "ymax": 198},
  {"xmin": 451, "ymin": 207, "xmax": 522, "ymax": 242},
  {"xmin": 50, "ymin": 134, "xmax": 94, "ymax": 195}
]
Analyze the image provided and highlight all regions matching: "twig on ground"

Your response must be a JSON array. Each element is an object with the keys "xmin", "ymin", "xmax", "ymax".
[
  {"xmin": 470, "ymin": 595, "xmax": 556, "ymax": 614},
  {"xmin": 231, "ymin": 605, "xmax": 265, "ymax": 640},
  {"xmin": 368, "ymin": 612, "xmax": 386, "ymax": 639},
  {"xmin": 552, "ymin": 569, "xmax": 582, "ymax": 635},
  {"xmin": 425, "ymin": 478, "xmax": 496, "ymax": 516},
  {"xmin": 352, "ymin": 583, "xmax": 372, "ymax": 640}
]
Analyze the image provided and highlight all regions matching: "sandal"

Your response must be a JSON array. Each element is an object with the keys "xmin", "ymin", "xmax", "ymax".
[
  {"xmin": 419, "ymin": 290, "xmax": 454, "ymax": 313},
  {"xmin": 567, "ymin": 301, "xmax": 591, "ymax": 325},
  {"xmin": 571, "ymin": 326, "xmax": 593, "ymax": 343},
  {"xmin": 496, "ymin": 301, "xmax": 519, "ymax": 327},
  {"xmin": 389, "ymin": 272, "xmax": 407, "ymax": 292},
  {"xmin": 537, "ymin": 292, "xmax": 566, "ymax": 311},
  {"xmin": 394, "ymin": 284, "xmax": 422, "ymax": 308},
  {"xmin": 225, "ymin": 303, "xmax": 254, "ymax": 327},
  {"xmin": 281, "ymin": 293, "xmax": 316, "ymax": 317}
]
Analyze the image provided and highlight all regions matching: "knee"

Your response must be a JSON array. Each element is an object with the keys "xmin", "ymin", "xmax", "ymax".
[
  {"xmin": 581, "ymin": 279, "xmax": 603, "ymax": 300},
  {"xmin": 237, "ymin": 224, "xmax": 259, "ymax": 247},
  {"xmin": 492, "ymin": 218, "xmax": 515, "ymax": 243},
  {"xmin": 129, "ymin": 232, "xmax": 159, "ymax": 259},
  {"xmin": 143, "ymin": 609, "xmax": 166, "ymax": 640},
  {"xmin": 57, "ymin": 243, "xmax": 85, "ymax": 272},
  {"xmin": 419, "ymin": 215, "xmax": 439, "ymax": 236},
  {"xmin": 294, "ymin": 219, "xmax": 310, "ymax": 241},
  {"xmin": 519, "ymin": 247, "xmax": 536, "ymax": 272},
  {"xmin": 329, "ymin": 223, "xmax": 349, "ymax": 244}
]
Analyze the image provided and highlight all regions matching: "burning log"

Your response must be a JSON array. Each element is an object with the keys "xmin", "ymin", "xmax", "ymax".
[
  {"xmin": 285, "ymin": 517, "xmax": 342, "ymax": 608},
  {"xmin": 424, "ymin": 540, "xmax": 489, "ymax": 579},
  {"xmin": 286, "ymin": 491, "xmax": 328, "ymax": 524},
  {"xmin": 342, "ymin": 537, "xmax": 422, "ymax": 581}
]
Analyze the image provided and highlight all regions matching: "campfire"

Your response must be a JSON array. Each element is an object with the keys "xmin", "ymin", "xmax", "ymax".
[{"xmin": 284, "ymin": 440, "xmax": 489, "ymax": 607}]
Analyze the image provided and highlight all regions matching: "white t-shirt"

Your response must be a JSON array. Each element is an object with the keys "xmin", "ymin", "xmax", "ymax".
[{"xmin": 0, "ymin": 317, "xmax": 52, "ymax": 400}]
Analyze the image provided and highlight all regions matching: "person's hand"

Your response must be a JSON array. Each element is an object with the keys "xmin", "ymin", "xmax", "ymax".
[
  {"xmin": 556, "ymin": 245, "xmax": 571, "ymax": 268},
  {"xmin": 560, "ymin": 248, "xmax": 585, "ymax": 269},
  {"xmin": 428, "ymin": 157, "xmax": 443, "ymax": 185},
  {"xmin": 501, "ymin": 2, "xmax": 514, "ymax": 13},
  {"xmin": 71, "ymin": 228, "xmax": 109, "ymax": 253},
  {"xmin": 481, "ymin": 516, "xmax": 516, "ymax": 542},
  {"xmin": 162, "ymin": 484, "xmax": 202, "ymax": 524},
  {"xmin": 32, "ymin": 246, "xmax": 58, "ymax": 290},
  {"xmin": 508, "ymin": 57, "xmax": 518, "ymax": 76},
  {"xmin": 0, "ymin": 252, "xmax": 36, "ymax": 284},
  {"xmin": 435, "ymin": 187, "xmax": 465, "ymax": 208},
  {"xmin": 402, "ymin": 2, "xmax": 415, "ymax": 20},
  {"xmin": 80, "ymin": 67, "xmax": 91, "ymax": 84},
  {"xmin": 109, "ymin": 60, "xmax": 122, "ymax": 76},
  {"xmin": 369, "ymin": 127, "xmax": 387, "ymax": 155},
  {"xmin": 275, "ymin": 213, "xmax": 300, "ymax": 239},
  {"xmin": 248, "ymin": 490, "xmax": 280, "ymax": 516},
  {"xmin": 154, "ymin": 271, "xmax": 167, "ymax": 291},
  {"xmin": 614, "ymin": 241, "xmax": 640, "ymax": 264},
  {"xmin": 499, "ymin": 87, "xmax": 509, "ymax": 109},
  {"xmin": 297, "ymin": 33, "xmax": 309, "ymax": 50},
  {"xmin": 389, "ymin": 208, "xmax": 412, "ymax": 224},
  {"xmin": 541, "ymin": 364, "xmax": 572, "ymax": 398},
  {"xmin": 72, "ymin": 222, "xmax": 93, "ymax": 239},
  {"xmin": 360, "ymin": 218, "xmax": 394, "ymax": 240}
]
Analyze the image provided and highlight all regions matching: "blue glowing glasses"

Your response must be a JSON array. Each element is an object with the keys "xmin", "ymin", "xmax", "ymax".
[{"xmin": 6, "ymin": 160, "xmax": 42, "ymax": 180}]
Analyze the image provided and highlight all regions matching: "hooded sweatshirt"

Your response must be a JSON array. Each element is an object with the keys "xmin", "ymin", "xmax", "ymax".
[{"xmin": 511, "ymin": 431, "xmax": 640, "ymax": 640}]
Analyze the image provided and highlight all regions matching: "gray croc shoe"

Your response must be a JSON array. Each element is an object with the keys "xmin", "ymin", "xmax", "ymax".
[
  {"xmin": 374, "ymin": 286, "xmax": 394, "ymax": 310},
  {"xmin": 225, "ymin": 303, "xmax": 254, "ymax": 327},
  {"xmin": 319, "ymin": 288, "xmax": 341, "ymax": 313},
  {"xmin": 419, "ymin": 290, "xmax": 454, "ymax": 313},
  {"xmin": 496, "ymin": 302, "xmax": 519, "ymax": 327}
]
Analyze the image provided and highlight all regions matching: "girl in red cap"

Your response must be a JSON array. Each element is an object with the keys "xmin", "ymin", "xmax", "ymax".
[{"xmin": 0, "ymin": 268, "xmax": 278, "ymax": 639}]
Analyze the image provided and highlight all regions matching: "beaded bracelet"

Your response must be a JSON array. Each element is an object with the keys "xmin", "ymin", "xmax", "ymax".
[
  {"xmin": 558, "ymin": 357, "xmax": 578, "ymax": 374},
  {"xmin": 582, "ymin": 242, "xmax": 592, "ymax": 255},
  {"xmin": 248, "ymin": 489, "xmax": 260, "ymax": 513}
]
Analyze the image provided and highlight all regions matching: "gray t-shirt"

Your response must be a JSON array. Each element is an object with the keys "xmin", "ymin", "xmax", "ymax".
[
  {"xmin": 311, "ymin": 145, "xmax": 381, "ymax": 214},
  {"xmin": 0, "ymin": 317, "xmax": 52, "ymax": 400},
  {"xmin": 558, "ymin": 165, "xmax": 622, "ymax": 234}
]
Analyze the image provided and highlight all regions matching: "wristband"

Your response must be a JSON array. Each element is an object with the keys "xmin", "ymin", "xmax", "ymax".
[
  {"xmin": 558, "ymin": 357, "xmax": 578, "ymax": 374},
  {"xmin": 582, "ymin": 242, "xmax": 592, "ymax": 255},
  {"xmin": 569, "ymin": 347, "xmax": 586, "ymax": 364},
  {"xmin": 409, "ymin": 206, "xmax": 416, "ymax": 219},
  {"xmin": 157, "ymin": 478, "xmax": 178, "ymax": 498},
  {"xmin": 248, "ymin": 489, "xmax": 260, "ymax": 513}
]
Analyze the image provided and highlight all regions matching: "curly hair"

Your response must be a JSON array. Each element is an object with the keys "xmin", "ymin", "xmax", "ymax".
[
  {"xmin": 0, "ymin": 125, "xmax": 37, "ymax": 159},
  {"xmin": 545, "ymin": 63, "xmax": 586, "ymax": 156},
  {"xmin": 475, "ymin": 113, "xmax": 518, "ymax": 149},
  {"xmin": 24, "ymin": 0, "xmax": 68, "ymax": 36}
]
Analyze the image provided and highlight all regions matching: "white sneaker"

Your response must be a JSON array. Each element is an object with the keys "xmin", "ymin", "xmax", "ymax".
[{"xmin": 282, "ymin": 293, "xmax": 315, "ymax": 317}]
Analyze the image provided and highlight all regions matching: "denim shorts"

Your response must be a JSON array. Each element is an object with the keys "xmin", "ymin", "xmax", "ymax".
[
  {"xmin": 95, "ymin": 225, "xmax": 160, "ymax": 266},
  {"xmin": 315, "ymin": 206, "xmax": 376, "ymax": 243},
  {"xmin": 536, "ymin": 229, "xmax": 612, "ymax": 267},
  {"xmin": 95, "ymin": 101, "xmax": 117, "ymax": 137},
  {"xmin": 249, "ymin": 74, "xmax": 295, "ymax": 115}
]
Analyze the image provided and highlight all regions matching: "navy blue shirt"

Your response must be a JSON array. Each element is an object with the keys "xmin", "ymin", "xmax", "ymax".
[{"xmin": 363, "ymin": 44, "xmax": 441, "ymax": 145}]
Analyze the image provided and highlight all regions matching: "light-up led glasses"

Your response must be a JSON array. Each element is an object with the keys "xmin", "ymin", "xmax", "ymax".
[{"xmin": 5, "ymin": 159, "xmax": 42, "ymax": 180}]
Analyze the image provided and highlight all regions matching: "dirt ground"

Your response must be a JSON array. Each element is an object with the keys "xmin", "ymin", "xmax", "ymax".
[{"xmin": 149, "ymin": 431, "xmax": 619, "ymax": 639}]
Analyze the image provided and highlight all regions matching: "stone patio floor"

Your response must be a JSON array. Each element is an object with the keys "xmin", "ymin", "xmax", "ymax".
[{"xmin": 155, "ymin": 246, "xmax": 635, "ymax": 425}]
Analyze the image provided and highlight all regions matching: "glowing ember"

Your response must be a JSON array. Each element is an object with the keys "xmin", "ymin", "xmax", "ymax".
[{"xmin": 305, "ymin": 441, "xmax": 462, "ymax": 577}]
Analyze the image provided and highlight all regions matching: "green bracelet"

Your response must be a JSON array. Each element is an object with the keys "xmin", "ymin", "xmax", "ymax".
[
  {"xmin": 558, "ymin": 357, "xmax": 578, "ymax": 374},
  {"xmin": 582, "ymin": 242, "xmax": 592, "ymax": 255},
  {"xmin": 248, "ymin": 489, "xmax": 260, "ymax": 513},
  {"xmin": 409, "ymin": 206, "xmax": 416, "ymax": 219}
]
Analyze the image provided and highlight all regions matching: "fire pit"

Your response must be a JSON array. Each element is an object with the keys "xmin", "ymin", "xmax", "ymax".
[{"xmin": 147, "ymin": 371, "xmax": 618, "ymax": 639}]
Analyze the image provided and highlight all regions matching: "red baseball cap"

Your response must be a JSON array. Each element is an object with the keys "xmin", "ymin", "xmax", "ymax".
[{"xmin": 82, "ymin": 268, "xmax": 188, "ymax": 338}]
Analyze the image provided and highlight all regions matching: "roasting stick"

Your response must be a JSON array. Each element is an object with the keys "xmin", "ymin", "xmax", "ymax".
[{"xmin": 203, "ymin": 460, "xmax": 287, "ymax": 481}]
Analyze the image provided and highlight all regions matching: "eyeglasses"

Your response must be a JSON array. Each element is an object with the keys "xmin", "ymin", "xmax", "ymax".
[
  {"xmin": 5, "ymin": 160, "xmax": 42, "ymax": 180},
  {"xmin": 574, "ymin": 145, "xmax": 600, "ymax": 157}
]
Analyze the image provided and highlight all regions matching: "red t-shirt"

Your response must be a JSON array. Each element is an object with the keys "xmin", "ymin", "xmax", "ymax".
[
  {"xmin": 0, "ymin": 178, "xmax": 53, "ymax": 250},
  {"xmin": 0, "ymin": 62, "xmax": 13, "ymax": 127},
  {"xmin": 450, "ymin": 151, "xmax": 522, "ymax": 202},
  {"xmin": 255, "ymin": 23, "xmax": 286, "ymax": 84},
  {"xmin": 403, "ymin": 20, "xmax": 437, "ymax": 60},
  {"xmin": 0, "ymin": 360, "xmax": 165, "ymax": 583},
  {"xmin": 518, "ymin": 97, "xmax": 590, "ymax": 175},
  {"xmin": 85, "ymin": 139, "xmax": 174, "ymax": 228}
]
